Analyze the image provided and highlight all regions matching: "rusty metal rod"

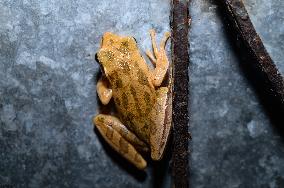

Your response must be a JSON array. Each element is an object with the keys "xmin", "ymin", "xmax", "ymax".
[
  {"xmin": 217, "ymin": 0, "xmax": 284, "ymax": 113},
  {"xmin": 171, "ymin": 0, "xmax": 191, "ymax": 187}
]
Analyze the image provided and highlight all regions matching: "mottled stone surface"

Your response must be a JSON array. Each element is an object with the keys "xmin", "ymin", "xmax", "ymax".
[
  {"xmin": 189, "ymin": 0, "xmax": 284, "ymax": 188},
  {"xmin": 0, "ymin": 0, "xmax": 171, "ymax": 187},
  {"xmin": 0, "ymin": 0, "xmax": 284, "ymax": 187}
]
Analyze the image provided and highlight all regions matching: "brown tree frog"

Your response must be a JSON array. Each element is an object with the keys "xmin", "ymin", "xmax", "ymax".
[{"xmin": 93, "ymin": 30, "xmax": 172, "ymax": 169}]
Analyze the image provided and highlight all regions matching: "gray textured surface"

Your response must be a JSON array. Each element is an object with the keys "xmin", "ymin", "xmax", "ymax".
[
  {"xmin": 0, "ymin": 0, "xmax": 171, "ymax": 187},
  {"xmin": 189, "ymin": 0, "xmax": 284, "ymax": 187},
  {"xmin": 0, "ymin": 0, "xmax": 284, "ymax": 188}
]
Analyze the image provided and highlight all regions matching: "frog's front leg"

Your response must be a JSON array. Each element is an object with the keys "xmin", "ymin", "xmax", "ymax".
[
  {"xmin": 150, "ymin": 87, "xmax": 172, "ymax": 160},
  {"xmin": 97, "ymin": 75, "xmax": 112, "ymax": 105},
  {"xmin": 146, "ymin": 30, "xmax": 171, "ymax": 87},
  {"xmin": 93, "ymin": 114, "xmax": 148, "ymax": 169}
]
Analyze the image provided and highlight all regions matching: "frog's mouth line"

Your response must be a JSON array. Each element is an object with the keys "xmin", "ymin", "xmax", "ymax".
[{"xmin": 95, "ymin": 53, "xmax": 106, "ymax": 75}]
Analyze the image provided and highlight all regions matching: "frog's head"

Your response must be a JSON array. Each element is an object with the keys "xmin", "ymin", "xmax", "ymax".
[
  {"xmin": 96, "ymin": 32, "xmax": 138, "ymax": 74},
  {"xmin": 99, "ymin": 32, "xmax": 137, "ymax": 51}
]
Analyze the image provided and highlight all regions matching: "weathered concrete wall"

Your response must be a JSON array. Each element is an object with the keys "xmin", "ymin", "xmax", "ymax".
[{"xmin": 0, "ymin": 0, "xmax": 283, "ymax": 187}]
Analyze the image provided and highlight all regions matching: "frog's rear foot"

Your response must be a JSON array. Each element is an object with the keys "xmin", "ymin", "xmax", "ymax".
[
  {"xmin": 146, "ymin": 30, "xmax": 171, "ymax": 87},
  {"xmin": 93, "ymin": 114, "xmax": 148, "ymax": 170}
]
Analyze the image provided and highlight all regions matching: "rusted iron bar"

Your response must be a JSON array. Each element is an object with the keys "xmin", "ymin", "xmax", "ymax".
[
  {"xmin": 217, "ymin": 0, "xmax": 284, "ymax": 114},
  {"xmin": 171, "ymin": 0, "xmax": 191, "ymax": 187}
]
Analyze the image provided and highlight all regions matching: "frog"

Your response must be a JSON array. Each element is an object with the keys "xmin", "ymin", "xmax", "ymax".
[{"xmin": 93, "ymin": 29, "xmax": 172, "ymax": 170}]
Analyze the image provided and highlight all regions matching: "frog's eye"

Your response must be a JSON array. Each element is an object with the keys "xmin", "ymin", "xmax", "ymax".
[
  {"xmin": 95, "ymin": 53, "xmax": 100, "ymax": 64},
  {"xmin": 132, "ymin": 37, "xmax": 137, "ymax": 44},
  {"xmin": 129, "ymin": 37, "xmax": 138, "ymax": 49}
]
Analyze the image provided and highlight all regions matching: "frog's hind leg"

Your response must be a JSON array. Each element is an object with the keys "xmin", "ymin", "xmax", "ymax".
[
  {"xmin": 150, "ymin": 87, "xmax": 172, "ymax": 160},
  {"xmin": 93, "ymin": 114, "xmax": 148, "ymax": 169},
  {"xmin": 146, "ymin": 30, "xmax": 171, "ymax": 87},
  {"xmin": 97, "ymin": 75, "xmax": 112, "ymax": 105}
]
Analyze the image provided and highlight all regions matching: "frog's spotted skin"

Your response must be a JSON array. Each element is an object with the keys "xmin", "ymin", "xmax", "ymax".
[{"xmin": 93, "ymin": 30, "xmax": 172, "ymax": 169}]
